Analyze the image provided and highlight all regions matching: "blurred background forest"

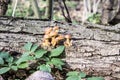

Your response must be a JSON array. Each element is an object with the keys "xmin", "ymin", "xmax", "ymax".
[
  {"xmin": 4, "ymin": 0, "xmax": 120, "ymax": 25},
  {"xmin": 5, "ymin": 0, "xmax": 101, "ymax": 24}
]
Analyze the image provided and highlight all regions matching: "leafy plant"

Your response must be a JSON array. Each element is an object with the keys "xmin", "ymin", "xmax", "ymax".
[
  {"xmin": 66, "ymin": 71, "xmax": 86, "ymax": 80},
  {"xmin": 0, "ymin": 42, "xmax": 104, "ymax": 80},
  {"xmin": 0, "ymin": 51, "xmax": 18, "ymax": 74},
  {"xmin": 66, "ymin": 71, "xmax": 104, "ymax": 80},
  {"xmin": 0, "ymin": 42, "xmax": 65, "ymax": 74},
  {"xmin": 87, "ymin": 77, "xmax": 104, "ymax": 80},
  {"xmin": 87, "ymin": 13, "xmax": 101, "ymax": 24},
  {"xmin": 37, "ymin": 44, "xmax": 65, "ymax": 72},
  {"xmin": 17, "ymin": 42, "xmax": 65, "ymax": 72},
  {"xmin": 16, "ymin": 42, "xmax": 64, "ymax": 72}
]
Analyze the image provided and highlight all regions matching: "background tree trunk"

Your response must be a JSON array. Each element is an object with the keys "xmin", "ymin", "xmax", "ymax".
[
  {"xmin": 45, "ymin": 0, "xmax": 53, "ymax": 20},
  {"xmin": 0, "ymin": 17, "xmax": 120, "ymax": 79},
  {"xmin": 0, "ymin": 0, "xmax": 10, "ymax": 16}
]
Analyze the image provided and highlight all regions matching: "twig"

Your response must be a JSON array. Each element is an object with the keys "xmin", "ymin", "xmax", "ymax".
[
  {"xmin": 62, "ymin": 0, "xmax": 72, "ymax": 23},
  {"xmin": 93, "ymin": 0, "xmax": 101, "ymax": 14},
  {"xmin": 82, "ymin": 0, "xmax": 88, "ymax": 24},
  {"xmin": 58, "ymin": 0, "xmax": 72, "ymax": 23},
  {"xmin": 31, "ymin": 0, "xmax": 40, "ymax": 18},
  {"xmin": 12, "ymin": 0, "xmax": 18, "ymax": 17},
  {"xmin": 87, "ymin": 0, "xmax": 91, "ymax": 14}
]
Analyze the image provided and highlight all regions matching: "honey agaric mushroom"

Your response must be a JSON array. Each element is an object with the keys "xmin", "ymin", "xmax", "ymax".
[
  {"xmin": 42, "ymin": 39, "xmax": 50, "ymax": 47},
  {"xmin": 42, "ymin": 35, "xmax": 51, "ymax": 47},
  {"xmin": 53, "ymin": 26, "xmax": 59, "ymax": 32},
  {"xmin": 56, "ymin": 34, "xmax": 64, "ymax": 42},
  {"xmin": 53, "ymin": 34, "xmax": 64, "ymax": 46},
  {"xmin": 42, "ymin": 26, "xmax": 72, "ymax": 48},
  {"xmin": 45, "ymin": 27, "xmax": 53, "ymax": 35},
  {"xmin": 64, "ymin": 34, "xmax": 72, "ymax": 47},
  {"xmin": 50, "ymin": 31, "xmax": 58, "ymax": 47},
  {"xmin": 44, "ymin": 34, "xmax": 51, "ymax": 39}
]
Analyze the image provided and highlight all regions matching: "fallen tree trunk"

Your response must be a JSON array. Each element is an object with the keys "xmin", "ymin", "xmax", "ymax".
[{"xmin": 0, "ymin": 17, "xmax": 120, "ymax": 79}]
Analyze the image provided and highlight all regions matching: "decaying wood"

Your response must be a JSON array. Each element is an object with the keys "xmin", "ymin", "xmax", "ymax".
[{"xmin": 0, "ymin": 17, "xmax": 120, "ymax": 79}]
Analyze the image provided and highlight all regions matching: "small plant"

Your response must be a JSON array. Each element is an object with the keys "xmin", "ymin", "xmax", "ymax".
[
  {"xmin": 0, "ymin": 51, "xmax": 18, "ymax": 74},
  {"xmin": 0, "ymin": 26, "xmax": 68, "ymax": 75},
  {"xmin": 66, "ymin": 71, "xmax": 104, "ymax": 80},
  {"xmin": 0, "ymin": 41, "xmax": 65, "ymax": 75},
  {"xmin": 82, "ymin": 0, "xmax": 101, "ymax": 24},
  {"xmin": 87, "ymin": 13, "xmax": 101, "ymax": 24},
  {"xmin": 17, "ymin": 42, "xmax": 65, "ymax": 73},
  {"xmin": 17, "ymin": 42, "xmax": 64, "ymax": 72}
]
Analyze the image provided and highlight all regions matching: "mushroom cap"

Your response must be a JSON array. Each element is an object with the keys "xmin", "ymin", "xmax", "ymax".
[
  {"xmin": 43, "ymin": 35, "xmax": 51, "ymax": 39},
  {"xmin": 50, "ymin": 31, "xmax": 58, "ymax": 37},
  {"xmin": 56, "ymin": 34, "xmax": 64, "ymax": 40},
  {"xmin": 65, "ymin": 34, "xmax": 71, "ymax": 39},
  {"xmin": 53, "ymin": 26, "xmax": 59, "ymax": 31},
  {"xmin": 45, "ymin": 27, "xmax": 52, "ymax": 34}
]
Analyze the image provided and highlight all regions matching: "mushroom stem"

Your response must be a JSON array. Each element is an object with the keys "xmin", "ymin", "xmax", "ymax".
[
  {"xmin": 64, "ymin": 39, "xmax": 72, "ymax": 47},
  {"xmin": 51, "ymin": 37, "xmax": 56, "ymax": 47},
  {"xmin": 45, "ymin": 27, "xmax": 53, "ymax": 35},
  {"xmin": 64, "ymin": 35, "xmax": 72, "ymax": 47},
  {"xmin": 42, "ymin": 39, "xmax": 50, "ymax": 47},
  {"xmin": 53, "ymin": 26, "xmax": 59, "ymax": 33}
]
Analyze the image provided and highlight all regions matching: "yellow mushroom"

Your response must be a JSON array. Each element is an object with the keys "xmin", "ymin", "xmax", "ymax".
[
  {"xmin": 52, "ymin": 34, "xmax": 65, "ymax": 46},
  {"xmin": 42, "ymin": 35, "xmax": 51, "ymax": 47},
  {"xmin": 64, "ymin": 34, "xmax": 72, "ymax": 47},
  {"xmin": 56, "ymin": 34, "xmax": 64, "ymax": 42},
  {"xmin": 50, "ymin": 31, "xmax": 58, "ymax": 47},
  {"xmin": 53, "ymin": 26, "xmax": 59, "ymax": 33},
  {"xmin": 45, "ymin": 27, "xmax": 53, "ymax": 35}
]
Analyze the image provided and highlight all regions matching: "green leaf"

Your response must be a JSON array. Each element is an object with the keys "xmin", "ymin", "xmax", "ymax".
[
  {"xmin": 38, "ymin": 64, "xmax": 51, "ymax": 73},
  {"xmin": 35, "ymin": 49, "xmax": 47, "ymax": 58},
  {"xmin": 79, "ymin": 72, "xmax": 86, "ymax": 78},
  {"xmin": 0, "ymin": 67, "xmax": 10, "ymax": 74},
  {"xmin": 87, "ymin": 13, "xmax": 100, "ymax": 24},
  {"xmin": 51, "ymin": 58, "xmax": 65, "ymax": 66},
  {"xmin": 0, "ymin": 57, "xmax": 4, "ymax": 65},
  {"xmin": 46, "ymin": 61, "xmax": 53, "ymax": 65},
  {"xmin": 11, "ymin": 66, "xmax": 18, "ymax": 71},
  {"xmin": 21, "ymin": 52, "xmax": 31, "ymax": 57},
  {"xmin": 55, "ymin": 65, "xmax": 63, "ymax": 70},
  {"xmin": 67, "ymin": 71, "xmax": 79, "ymax": 76},
  {"xmin": 16, "ymin": 56, "xmax": 34, "ymax": 64},
  {"xmin": 18, "ymin": 62, "xmax": 29, "ymax": 69},
  {"xmin": 87, "ymin": 77, "xmax": 104, "ymax": 80},
  {"xmin": 6, "ymin": 56, "xmax": 14, "ymax": 63},
  {"xmin": 23, "ymin": 42, "xmax": 33, "ymax": 51},
  {"xmin": 50, "ymin": 58, "xmax": 64, "ymax": 70},
  {"xmin": 31, "ymin": 44, "xmax": 39, "ymax": 52},
  {"xmin": 50, "ymin": 46, "xmax": 65, "ymax": 57},
  {"xmin": 66, "ymin": 76, "xmax": 80, "ymax": 80},
  {"xmin": 0, "ymin": 52, "xmax": 9, "ymax": 59}
]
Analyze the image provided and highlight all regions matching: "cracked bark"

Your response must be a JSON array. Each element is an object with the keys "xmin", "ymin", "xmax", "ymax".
[{"xmin": 0, "ymin": 17, "xmax": 120, "ymax": 79}]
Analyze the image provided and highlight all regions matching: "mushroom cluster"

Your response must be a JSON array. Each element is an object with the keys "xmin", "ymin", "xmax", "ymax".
[{"xmin": 42, "ymin": 26, "xmax": 72, "ymax": 47}]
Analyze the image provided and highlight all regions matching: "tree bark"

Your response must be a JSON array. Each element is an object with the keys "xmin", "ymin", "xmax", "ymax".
[{"xmin": 0, "ymin": 17, "xmax": 120, "ymax": 79}]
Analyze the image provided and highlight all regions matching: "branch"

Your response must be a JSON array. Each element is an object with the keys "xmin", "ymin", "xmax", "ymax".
[{"xmin": 12, "ymin": 0, "xmax": 18, "ymax": 17}]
